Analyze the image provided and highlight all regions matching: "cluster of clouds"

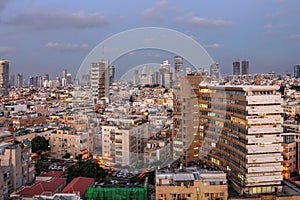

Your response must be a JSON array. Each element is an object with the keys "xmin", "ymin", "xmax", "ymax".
[{"xmin": 0, "ymin": 0, "xmax": 299, "ymax": 56}]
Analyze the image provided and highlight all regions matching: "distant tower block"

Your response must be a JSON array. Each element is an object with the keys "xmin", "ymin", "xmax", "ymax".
[
  {"xmin": 0, "ymin": 60, "xmax": 9, "ymax": 96},
  {"xmin": 233, "ymin": 61, "xmax": 240, "ymax": 75},
  {"xmin": 294, "ymin": 64, "xmax": 300, "ymax": 78},
  {"xmin": 241, "ymin": 60, "xmax": 249, "ymax": 75},
  {"xmin": 174, "ymin": 56, "xmax": 183, "ymax": 81},
  {"xmin": 174, "ymin": 56, "xmax": 183, "ymax": 73},
  {"xmin": 210, "ymin": 63, "xmax": 220, "ymax": 78}
]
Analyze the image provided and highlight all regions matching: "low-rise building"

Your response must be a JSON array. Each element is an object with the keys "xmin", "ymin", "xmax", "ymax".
[
  {"xmin": 156, "ymin": 167, "xmax": 228, "ymax": 200},
  {"xmin": 49, "ymin": 126, "xmax": 93, "ymax": 159}
]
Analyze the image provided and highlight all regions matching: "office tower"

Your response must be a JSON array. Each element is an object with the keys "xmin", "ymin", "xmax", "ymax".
[
  {"xmin": 294, "ymin": 64, "xmax": 300, "ymax": 78},
  {"xmin": 62, "ymin": 69, "xmax": 67, "ymax": 79},
  {"xmin": 233, "ymin": 61, "xmax": 240, "ymax": 75},
  {"xmin": 90, "ymin": 59, "xmax": 109, "ymax": 102},
  {"xmin": 0, "ymin": 60, "xmax": 9, "ymax": 96},
  {"xmin": 109, "ymin": 65, "xmax": 115, "ymax": 84},
  {"xmin": 133, "ymin": 69, "xmax": 139, "ymax": 85},
  {"xmin": 16, "ymin": 73, "xmax": 23, "ymax": 88},
  {"xmin": 198, "ymin": 85, "xmax": 283, "ymax": 195},
  {"xmin": 10, "ymin": 75, "xmax": 15, "ymax": 87},
  {"xmin": 159, "ymin": 60, "xmax": 173, "ymax": 87},
  {"xmin": 210, "ymin": 63, "xmax": 220, "ymax": 78},
  {"xmin": 161, "ymin": 60, "xmax": 171, "ymax": 73},
  {"xmin": 174, "ymin": 56, "xmax": 183, "ymax": 73},
  {"xmin": 241, "ymin": 60, "xmax": 249, "ymax": 75},
  {"xmin": 174, "ymin": 55, "xmax": 183, "ymax": 76},
  {"xmin": 37, "ymin": 76, "xmax": 43, "ymax": 87}
]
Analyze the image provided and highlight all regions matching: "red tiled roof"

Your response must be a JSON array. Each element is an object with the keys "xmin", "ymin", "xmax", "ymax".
[
  {"xmin": 62, "ymin": 177, "xmax": 94, "ymax": 197},
  {"xmin": 16, "ymin": 177, "xmax": 66, "ymax": 196},
  {"xmin": 39, "ymin": 171, "xmax": 64, "ymax": 177}
]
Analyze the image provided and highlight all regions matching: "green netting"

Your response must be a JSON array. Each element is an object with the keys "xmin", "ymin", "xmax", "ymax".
[{"xmin": 86, "ymin": 179, "xmax": 148, "ymax": 200}]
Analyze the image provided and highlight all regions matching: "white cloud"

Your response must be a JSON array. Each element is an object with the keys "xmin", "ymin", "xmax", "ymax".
[
  {"xmin": 203, "ymin": 43, "xmax": 224, "ymax": 49},
  {"xmin": 45, "ymin": 42, "xmax": 89, "ymax": 51},
  {"xmin": 0, "ymin": 46, "xmax": 14, "ymax": 53},
  {"xmin": 155, "ymin": 0, "xmax": 168, "ymax": 8},
  {"xmin": 288, "ymin": 34, "xmax": 300, "ymax": 39},
  {"xmin": 141, "ymin": 0, "xmax": 168, "ymax": 21},
  {"xmin": 176, "ymin": 14, "xmax": 234, "ymax": 28},
  {"xmin": 5, "ymin": 9, "xmax": 109, "ymax": 30},
  {"xmin": 189, "ymin": 17, "xmax": 234, "ymax": 27}
]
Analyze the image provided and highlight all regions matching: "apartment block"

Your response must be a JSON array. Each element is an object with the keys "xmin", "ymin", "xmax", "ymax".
[
  {"xmin": 101, "ymin": 117, "xmax": 149, "ymax": 167},
  {"xmin": 198, "ymin": 85, "xmax": 283, "ymax": 195},
  {"xmin": 50, "ymin": 126, "xmax": 93, "ymax": 159},
  {"xmin": 0, "ymin": 142, "xmax": 35, "ymax": 195},
  {"xmin": 156, "ymin": 168, "xmax": 228, "ymax": 200}
]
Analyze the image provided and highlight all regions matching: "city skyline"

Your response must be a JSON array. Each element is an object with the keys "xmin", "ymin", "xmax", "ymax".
[{"xmin": 0, "ymin": 0, "xmax": 300, "ymax": 78}]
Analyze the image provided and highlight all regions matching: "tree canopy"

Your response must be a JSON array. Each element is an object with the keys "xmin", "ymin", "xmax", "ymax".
[
  {"xmin": 67, "ymin": 160, "xmax": 106, "ymax": 182},
  {"xmin": 31, "ymin": 136, "xmax": 50, "ymax": 153}
]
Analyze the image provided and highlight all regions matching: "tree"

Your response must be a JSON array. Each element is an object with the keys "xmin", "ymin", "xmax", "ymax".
[
  {"xmin": 31, "ymin": 136, "xmax": 50, "ymax": 153},
  {"xmin": 67, "ymin": 160, "xmax": 106, "ymax": 182}
]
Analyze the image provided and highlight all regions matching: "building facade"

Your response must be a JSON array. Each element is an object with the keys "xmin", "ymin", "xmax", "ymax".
[
  {"xmin": 101, "ymin": 117, "xmax": 149, "ymax": 167},
  {"xmin": 0, "ymin": 60, "xmax": 9, "ymax": 96},
  {"xmin": 0, "ymin": 142, "xmax": 35, "ymax": 195},
  {"xmin": 241, "ymin": 60, "xmax": 249, "ymax": 75},
  {"xmin": 198, "ymin": 85, "xmax": 283, "ymax": 195},
  {"xmin": 294, "ymin": 64, "xmax": 300, "ymax": 78},
  {"xmin": 156, "ymin": 168, "xmax": 228, "ymax": 200},
  {"xmin": 233, "ymin": 61, "xmax": 240, "ymax": 76},
  {"xmin": 90, "ymin": 59, "xmax": 110, "ymax": 102},
  {"xmin": 50, "ymin": 127, "xmax": 93, "ymax": 159}
]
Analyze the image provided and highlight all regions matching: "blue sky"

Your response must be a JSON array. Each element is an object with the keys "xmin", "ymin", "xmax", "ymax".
[{"xmin": 0, "ymin": 0, "xmax": 300, "ymax": 79}]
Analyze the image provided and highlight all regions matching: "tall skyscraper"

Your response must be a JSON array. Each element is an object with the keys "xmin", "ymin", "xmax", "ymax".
[
  {"xmin": 0, "ymin": 60, "xmax": 9, "ymax": 96},
  {"xmin": 210, "ymin": 63, "xmax": 220, "ymax": 78},
  {"xmin": 198, "ymin": 85, "xmax": 283, "ymax": 195},
  {"xmin": 294, "ymin": 64, "xmax": 300, "ymax": 78},
  {"xmin": 62, "ymin": 69, "xmax": 67, "ymax": 79},
  {"xmin": 17, "ymin": 73, "xmax": 23, "ymax": 88},
  {"xmin": 10, "ymin": 75, "xmax": 15, "ymax": 87},
  {"xmin": 109, "ymin": 65, "xmax": 115, "ymax": 84},
  {"xmin": 241, "ymin": 60, "xmax": 249, "ymax": 75},
  {"xmin": 174, "ymin": 56, "xmax": 183, "ymax": 73},
  {"xmin": 159, "ymin": 60, "xmax": 173, "ymax": 87},
  {"xmin": 90, "ymin": 59, "xmax": 109, "ymax": 102},
  {"xmin": 233, "ymin": 61, "xmax": 240, "ymax": 75}
]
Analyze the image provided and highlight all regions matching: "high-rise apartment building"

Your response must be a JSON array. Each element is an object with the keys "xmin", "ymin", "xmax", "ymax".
[
  {"xmin": 241, "ymin": 60, "xmax": 249, "ymax": 75},
  {"xmin": 174, "ymin": 56, "xmax": 183, "ymax": 82},
  {"xmin": 173, "ymin": 75, "xmax": 203, "ymax": 163},
  {"xmin": 62, "ymin": 68, "xmax": 67, "ymax": 79},
  {"xmin": 159, "ymin": 60, "xmax": 173, "ymax": 87},
  {"xmin": 0, "ymin": 60, "xmax": 9, "ymax": 96},
  {"xmin": 198, "ymin": 85, "xmax": 283, "ymax": 195},
  {"xmin": 90, "ymin": 59, "xmax": 110, "ymax": 102},
  {"xmin": 174, "ymin": 56, "xmax": 183, "ymax": 73},
  {"xmin": 233, "ymin": 61, "xmax": 240, "ymax": 75},
  {"xmin": 294, "ymin": 64, "xmax": 300, "ymax": 78},
  {"xmin": 210, "ymin": 63, "xmax": 220, "ymax": 78},
  {"xmin": 16, "ymin": 73, "xmax": 23, "ymax": 88}
]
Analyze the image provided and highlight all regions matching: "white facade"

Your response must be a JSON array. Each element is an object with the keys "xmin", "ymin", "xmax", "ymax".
[{"xmin": 101, "ymin": 118, "xmax": 149, "ymax": 167}]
